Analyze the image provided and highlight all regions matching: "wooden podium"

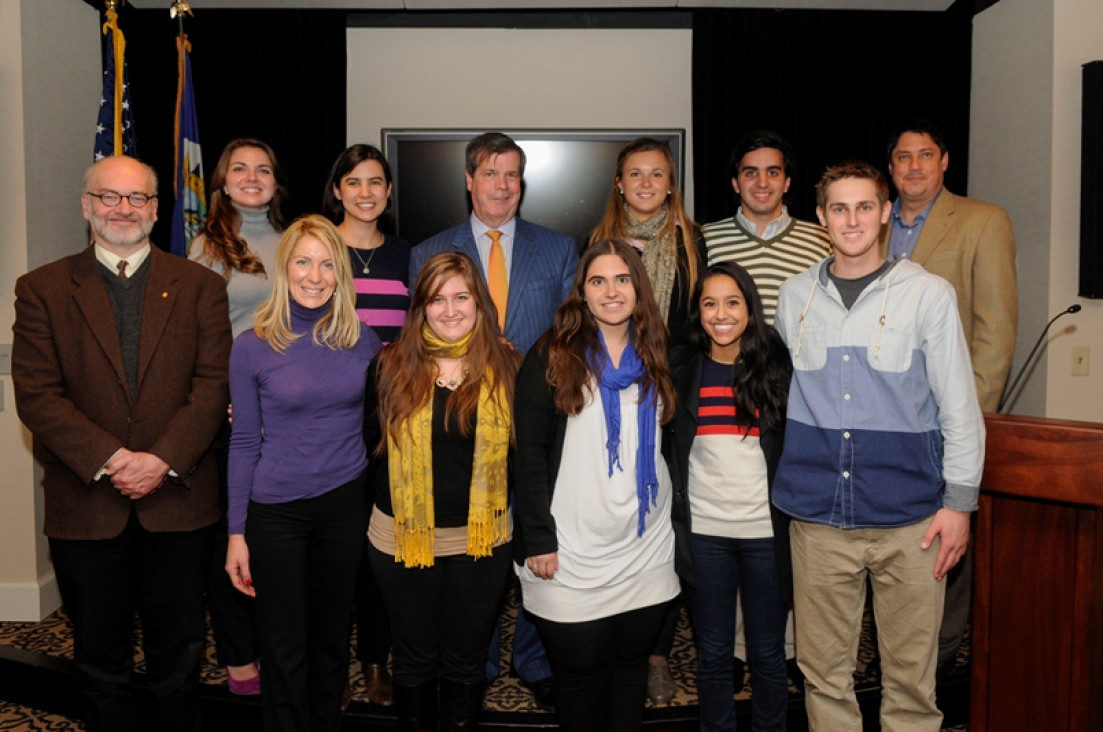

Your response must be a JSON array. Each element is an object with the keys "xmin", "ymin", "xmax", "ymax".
[{"xmin": 971, "ymin": 414, "xmax": 1103, "ymax": 731}]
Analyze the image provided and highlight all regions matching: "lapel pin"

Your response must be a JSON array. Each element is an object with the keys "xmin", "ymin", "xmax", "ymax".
[{"xmin": 162, "ymin": 291, "xmax": 168, "ymax": 298}]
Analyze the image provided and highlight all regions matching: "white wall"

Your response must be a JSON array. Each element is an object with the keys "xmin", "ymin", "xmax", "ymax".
[
  {"xmin": 972, "ymin": 0, "xmax": 1103, "ymax": 422},
  {"xmin": 1046, "ymin": 0, "xmax": 1103, "ymax": 421},
  {"xmin": 345, "ymin": 25, "xmax": 695, "ymax": 213},
  {"xmin": 0, "ymin": 0, "xmax": 100, "ymax": 620},
  {"xmin": 970, "ymin": 0, "xmax": 1052, "ymax": 417}
]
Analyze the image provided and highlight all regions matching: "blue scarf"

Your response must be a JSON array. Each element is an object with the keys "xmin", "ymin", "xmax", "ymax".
[{"xmin": 592, "ymin": 329, "xmax": 660, "ymax": 537}]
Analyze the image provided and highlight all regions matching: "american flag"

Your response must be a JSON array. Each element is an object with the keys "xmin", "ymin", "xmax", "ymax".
[{"xmin": 93, "ymin": 8, "xmax": 138, "ymax": 161}]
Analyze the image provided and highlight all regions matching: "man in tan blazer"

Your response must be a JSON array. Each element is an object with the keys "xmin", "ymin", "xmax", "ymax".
[
  {"xmin": 12, "ymin": 155, "xmax": 231, "ymax": 732},
  {"xmin": 882, "ymin": 120, "xmax": 1018, "ymax": 411},
  {"xmin": 882, "ymin": 119, "xmax": 1017, "ymax": 677}
]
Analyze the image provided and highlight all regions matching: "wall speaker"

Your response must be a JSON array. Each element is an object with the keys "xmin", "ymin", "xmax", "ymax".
[{"xmin": 1080, "ymin": 60, "xmax": 1103, "ymax": 298}]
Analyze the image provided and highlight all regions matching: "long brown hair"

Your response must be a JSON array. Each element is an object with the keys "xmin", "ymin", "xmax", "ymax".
[
  {"xmin": 192, "ymin": 138, "xmax": 288, "ymax": 280},
  {"xmin": 544, "ymin": 238, "xmax": 675, "ymax": 422},
  {"xmin": 375, "ymin": 252, "xmax": 521, "ymax": 447},
  {"xmin": 588, "ymin": 137, "xmax": 700, "ymax": 304}
]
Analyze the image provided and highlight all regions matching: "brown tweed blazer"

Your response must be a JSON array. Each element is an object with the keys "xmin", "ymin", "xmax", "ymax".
[
  {"xmin": 881, "ymin": 188, "xmax": 1018, "ymax": 411},
  {"xmin": 12, "ymin": 245, "xmax": 232, "ymax": 540}
]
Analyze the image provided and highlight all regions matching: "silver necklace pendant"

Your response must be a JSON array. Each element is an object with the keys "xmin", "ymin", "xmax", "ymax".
[{"xmin": 362, "ymin": 264, "xmax": 371, "ymax": 275}]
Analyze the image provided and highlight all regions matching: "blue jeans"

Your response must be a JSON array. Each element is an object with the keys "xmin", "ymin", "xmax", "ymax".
[
  {"xmin": 485, "ymin": 602, "xmax": 552, "ymax": 683},
  {"xmin": 690, "ymin": 534, "xmax": 787, "ymax": 732}
]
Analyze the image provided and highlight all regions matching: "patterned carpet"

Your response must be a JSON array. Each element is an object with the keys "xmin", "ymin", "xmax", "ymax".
[{"xmin": 0, "ymin": 579, "xmax": 969, "ymax": 730}]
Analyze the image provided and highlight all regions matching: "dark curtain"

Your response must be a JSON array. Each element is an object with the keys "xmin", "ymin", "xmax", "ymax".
[
  {"xmin": 105, "ymin": 5, "xmax": 976, "ymax": 242},
  {"xmin": 110, "ymin": 9, "xmax": 348, "ymax": 249},
  {"xmin": 691, "ymin": 5, "xmax": 974, "ymax": 225}
]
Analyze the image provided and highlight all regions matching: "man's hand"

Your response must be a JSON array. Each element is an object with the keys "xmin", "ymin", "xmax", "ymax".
[
  {"xmin": 106, "ymin": 449, "xmax": 169, "ymax": 500},
  {"xmin": 921, "ymin": 508, "xmax": 971, "ymax": 580}
]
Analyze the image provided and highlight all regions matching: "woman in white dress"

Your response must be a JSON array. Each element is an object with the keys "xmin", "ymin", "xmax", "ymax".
[{"xmin": 513, "ymin": 238, "xmax": 681, "ymax": 732}]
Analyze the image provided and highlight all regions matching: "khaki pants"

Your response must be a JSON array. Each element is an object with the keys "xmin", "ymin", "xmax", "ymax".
[{"xmin": 790, "ymin": 518, "xmax": 945, "ymax": 732}]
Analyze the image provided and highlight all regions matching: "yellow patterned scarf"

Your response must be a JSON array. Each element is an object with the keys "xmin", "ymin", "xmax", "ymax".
[{"xmin": 387, "ymin": 325, "xmax": 510, "ymax": 568}]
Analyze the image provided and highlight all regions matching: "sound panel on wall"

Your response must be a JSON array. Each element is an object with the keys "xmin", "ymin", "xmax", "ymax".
[{"xmin": 1080, "ymin": 60, "xmax": 1103, "ymax": 298}]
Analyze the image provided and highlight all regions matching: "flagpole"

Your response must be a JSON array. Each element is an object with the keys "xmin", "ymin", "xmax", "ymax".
[
  {"xmin": 170, "ymin": 0, "xmax": 204, "ymax": 257},
  {"xmin": 104, "ymin": 0, "xmax": 127, "ymax": 156},
  {"xmin": 171, "ymin": 1, "xmax": 195, "ymax": 197}
]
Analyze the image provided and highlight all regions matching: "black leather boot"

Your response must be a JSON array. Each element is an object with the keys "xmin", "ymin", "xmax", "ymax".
[
  {"xmin": 394, "ymin": 679, "xmax": 438, "ymax": 732},
  {"xmin": 439, "ymin": 678, "xmax": 486, "ymax": 731}
]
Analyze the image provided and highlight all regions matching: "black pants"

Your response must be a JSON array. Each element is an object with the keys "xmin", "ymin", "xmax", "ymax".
[
  {"xmin": 651, "ymin": 590, "xmax": 682, "ymax": 657},
  {"xmin": 206, "ymin": 528, "xmax": 257, "ymax": 666},
  {"xmin": 247, "ymin": 475, "xmax": 368, "ymax": 732},
  {"xmin": 531, "ymin": 601, "xmax": 671, "ymax": 732},
  {"xmin": 355, "ymin": 541, "xmax": 392, "ymax": 664},
  {"xmin": 370, "ymin": 542, "xmax": 510, "ymax": 685},
  {"xmin": 206, "ymin": 426, "xmax": 257, "ymax": 668},
  {"xmin": 50, "ymin": 510, "xmax": 214, "ymax": 732}
]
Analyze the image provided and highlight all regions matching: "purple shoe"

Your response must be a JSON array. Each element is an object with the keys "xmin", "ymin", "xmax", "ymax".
[{"xmin": 227, "ymin": 673, "xmax": 261, "ymax": 696}]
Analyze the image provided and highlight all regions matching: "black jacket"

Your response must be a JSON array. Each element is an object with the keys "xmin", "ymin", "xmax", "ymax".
[
  {"xmin": 512, "ymin": 340, "xmax": 684, "ymax": 572},
  {"xmin": 663, "ymin": 344, "xmax": 793, "ymax": 602}
]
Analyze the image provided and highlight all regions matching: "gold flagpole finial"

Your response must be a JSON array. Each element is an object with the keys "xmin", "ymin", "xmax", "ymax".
[
  {"xmin": 170, "ymin": 1, "xmax": 194, "ymax": 20},
  {"xmin": 104, "ymin": 0, "xmax": 126, "ymax": 12}
]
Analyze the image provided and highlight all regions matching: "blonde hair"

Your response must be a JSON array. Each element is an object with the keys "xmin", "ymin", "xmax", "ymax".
[{"xmin": 252, "ymin": 214, "xmax": 361, "ymax": 353}]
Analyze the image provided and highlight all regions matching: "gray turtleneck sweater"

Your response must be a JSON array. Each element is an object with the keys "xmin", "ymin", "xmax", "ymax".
[{"xmin": 190, "ymin": 206, "xmax": 282, "ymax": 337}]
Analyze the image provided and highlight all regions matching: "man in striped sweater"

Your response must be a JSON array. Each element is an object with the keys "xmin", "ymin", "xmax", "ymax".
[
  {"xmin": 701, "ymin": 130, "xmax": 830, "ymax": 689},
  {"xmin": 702, "ymin": 130, "xmax": 830, "ymax": 324}
]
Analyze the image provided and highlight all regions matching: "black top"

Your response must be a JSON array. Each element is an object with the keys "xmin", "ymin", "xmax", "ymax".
[
  {"xmin": 663, "ymin": 344, "xmax": 793, "ymax": 599},
  {"xmin": 365, "ymin": 363, "xmax": 477, "ymax": 528},
  {"xmin": 664, "ymin": 225, "xmax": 709, "ymax": 348}
]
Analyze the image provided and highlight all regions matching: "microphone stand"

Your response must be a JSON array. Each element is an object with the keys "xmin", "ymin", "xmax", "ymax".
[{"xmin": 997, "ymin": 304, "xmax": 1082, "ymax": 413}]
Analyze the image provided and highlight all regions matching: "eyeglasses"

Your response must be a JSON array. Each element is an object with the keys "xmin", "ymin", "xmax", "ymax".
[{"xmin": 86, "ymin": 191, "xmax": 156, "ymax": 208}]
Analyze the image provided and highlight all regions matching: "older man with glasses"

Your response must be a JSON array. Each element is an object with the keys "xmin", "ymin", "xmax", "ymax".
[{"xmin": 12, "ymin": 155, "xmax": 232, "ymax": 732}]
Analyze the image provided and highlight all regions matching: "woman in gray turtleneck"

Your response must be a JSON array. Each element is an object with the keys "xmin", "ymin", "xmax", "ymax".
[
  {"xmin": 191, "ymin": 138, "xmax": 288, "ymax": 337},
  {"xmin": 189, "ymin": 137, "xmax": 288, "ymax": 694}
]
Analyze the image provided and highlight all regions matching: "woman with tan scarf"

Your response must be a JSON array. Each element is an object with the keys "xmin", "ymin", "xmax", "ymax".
[
  {"xmin": 589, "ymin": 137, "xmax": 706, "ymax": 703},
  {"xmin": 366, "ymin": 251, "xmax": 521, "ymax": 730},
  {"xmin": 589, "ymin": 137, "xmax": 706, "ymax": 351}
]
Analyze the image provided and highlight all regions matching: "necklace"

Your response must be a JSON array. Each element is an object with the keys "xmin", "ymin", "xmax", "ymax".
[
  {"xmin": 348, "ymin": 231, "xmax": 384, "ymax": 274},
  {"xmin": 434, "ymin": 361, "xmax": 467, "ymax": 390},
  {"xmin": 350, "ymin": 244, "xmax": 380, "ymax": 275},
  {"xmin": 435, "ymin": 374, "xmax": 465, "ymax": 390}
]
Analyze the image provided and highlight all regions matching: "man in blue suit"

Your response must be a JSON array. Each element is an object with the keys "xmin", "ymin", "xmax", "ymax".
[
  {"xmin": 409, "ymin": 132, "xmax": 577, "ymax": 706},
  {"xmin": 409, "ymin": 131, "xmax": 577, "ymax": 355}
]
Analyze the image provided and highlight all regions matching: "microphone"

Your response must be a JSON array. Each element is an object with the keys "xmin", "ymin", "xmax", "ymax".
[{"xmin": 997, "ymin": 304, "xmax": 1082, "ymax": 413}]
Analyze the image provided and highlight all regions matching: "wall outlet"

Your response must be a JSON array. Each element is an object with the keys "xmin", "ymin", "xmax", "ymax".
[{"xmin": 1071, "ymin": 345, "xmax": 1090, "ymax": 376}]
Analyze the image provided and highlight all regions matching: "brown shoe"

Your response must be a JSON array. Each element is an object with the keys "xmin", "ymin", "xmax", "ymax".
[{"xmin": 363, "ymin": 662, "xmax": 395, "ymax": 707}]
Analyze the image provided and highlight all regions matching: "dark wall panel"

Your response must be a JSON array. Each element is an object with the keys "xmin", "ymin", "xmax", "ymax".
[{"xmin": 1080, "ymin": 60, "xmax": 1103, "ymax": 298}]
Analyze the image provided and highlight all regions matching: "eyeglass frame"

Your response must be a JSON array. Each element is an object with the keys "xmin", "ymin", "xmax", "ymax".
[{"xmin": 85, "ymin": 191, "xmax": 157, "ymax": 208}]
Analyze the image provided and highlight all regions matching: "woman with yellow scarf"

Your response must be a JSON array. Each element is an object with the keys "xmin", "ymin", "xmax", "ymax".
[{"xmin": 366, "ymin": 251, "xmax": 520, "ymax": 730}]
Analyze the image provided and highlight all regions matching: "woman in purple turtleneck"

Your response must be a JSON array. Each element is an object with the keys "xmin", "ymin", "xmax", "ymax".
[{"xmin": 225, "ymin": 214, "xmax": 382, "ymax": 732}]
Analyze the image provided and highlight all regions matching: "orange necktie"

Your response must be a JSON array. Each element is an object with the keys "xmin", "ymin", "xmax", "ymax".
[{"xmin": 487, "ymin": 229, "xmax": 508, "ymax": 330}]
